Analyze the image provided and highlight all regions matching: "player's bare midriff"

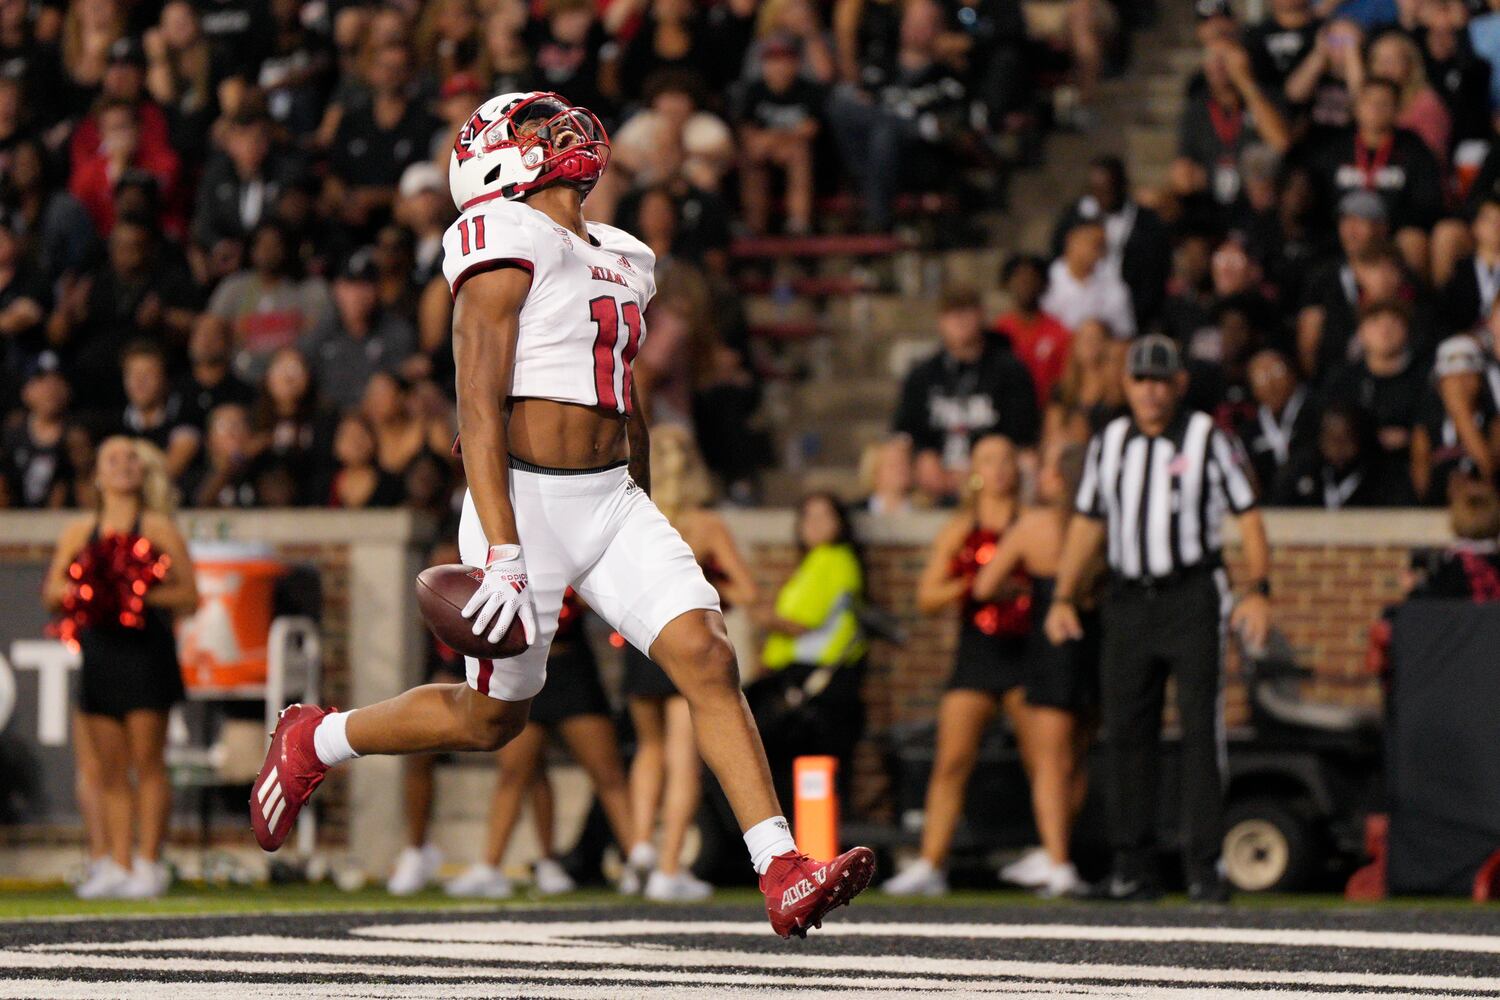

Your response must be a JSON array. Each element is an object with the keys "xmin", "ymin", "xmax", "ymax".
[{"xmin": 506, "ymin": 396, "xmax": 628, "ymax": 469}]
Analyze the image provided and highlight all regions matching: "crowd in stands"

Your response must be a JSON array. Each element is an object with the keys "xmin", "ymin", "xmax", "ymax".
[
  {"xmin": 883, "ymin": 0, "xmax": 1500, "ymax": 514},
  {"xmin": 0, "ymin": 0, "xmax": 1133, "ymax": 518}
]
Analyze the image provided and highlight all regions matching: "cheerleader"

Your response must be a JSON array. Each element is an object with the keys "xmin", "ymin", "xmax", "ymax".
[
  {"xmin": 44, "ymin": 437, "xmax": 198, "ymax": 899},
  {"xmin": 883, "ymin": 434, "xmax": 1032, "ymax": 898},
  {"xmin": 970, "ymin": 442, "xmax": 1101, "ymax": 898}
]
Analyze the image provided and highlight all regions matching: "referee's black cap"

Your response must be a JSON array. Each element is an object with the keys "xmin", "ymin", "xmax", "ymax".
[{"xmin": 1126, "ymin": 334, "xmax": 1182, "ymax": 380}]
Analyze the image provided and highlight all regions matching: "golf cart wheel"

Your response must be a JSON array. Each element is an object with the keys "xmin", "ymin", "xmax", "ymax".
[{"xmin": 1222, "ymin": 798, "xmax": 1316, "ymax": 892}]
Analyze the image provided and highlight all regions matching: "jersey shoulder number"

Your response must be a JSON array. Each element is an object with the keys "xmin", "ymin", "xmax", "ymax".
[{"xmin": 443, "ymin": 200, "xmax": 539, "ymax": 297}]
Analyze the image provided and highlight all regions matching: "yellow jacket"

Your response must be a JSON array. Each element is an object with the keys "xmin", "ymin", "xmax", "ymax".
[{"xmin": 761, "ymin": 543, "xmax": 867, "ymax": 670}]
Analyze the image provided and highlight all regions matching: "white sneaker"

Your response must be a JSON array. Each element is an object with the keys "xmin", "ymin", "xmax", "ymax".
[
  {"xmin": 1035, "ymin": 861, "xmax": 1083, "ymax": 899},
  {"xmin": 1000, "ymin": 847, "xmax": 1051, "ymax": 888},
  {"xmin": 387, "ymin": 844, "xmax": 443, "ymax": 896},
  {"xmin": 643, "ymin": 869, "xmax": 713, "ymax": 902},
  {"xmin": 75, "ymin": 859, "xmax": 132, "ymax": 900},
  {"xmin": 69, "ymin": 857, "xmax": 105, "ymax": 888},
  {"xmin": 533, "ymin": 857, "xmax": 576, "ymax": 896},
  {"xmin": 444, "ymin": 863, "xmax": 513, "ymax": 899},
  {"xmin": 619, "ymin": 842, "xmax": 657, "ymax": 895},
  {"xmin": 116, "ymin": 858, "xmax": 170, "ymax": 900},
  {"xmin": 881, "ymin": 859, "xmax": 948, "ymax": 897}
]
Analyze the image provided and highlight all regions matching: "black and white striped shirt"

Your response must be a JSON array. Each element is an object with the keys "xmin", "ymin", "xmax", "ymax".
[{"xmin": 1075, "ymin": 410, "xmax": 1257, "ymax": 581}]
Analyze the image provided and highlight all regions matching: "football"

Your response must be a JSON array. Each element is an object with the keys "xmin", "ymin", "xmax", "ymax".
[{"xmin": 415, "ymin": 564, "xmax": 530, "ymax": 659}]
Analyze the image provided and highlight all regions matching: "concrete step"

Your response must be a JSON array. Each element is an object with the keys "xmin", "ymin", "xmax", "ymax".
[
  {"xmin": 791, "ymin": 377, "xmax": 899, "ymax": 419},
  {"xmin": 825, "ymin": 294, "xmax": 943, "ymax": 338},
  {"xmin": 1127, "ymin": 124, "xmax": 1179, "ymax": 175},
  {"xmin": 779, "ymin": 414, "xmax": 890, "ymax": 469},
  {"xmin": 760, "ymin": 465, "xmax": 866, "ymax": 505}
]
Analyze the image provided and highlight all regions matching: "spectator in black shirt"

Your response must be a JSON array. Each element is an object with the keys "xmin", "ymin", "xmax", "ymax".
[
  {"xmin": 192, "ymin": 0, "xmax": 273, "ymax": 86},
  {"xmin": 1284, "ymin": 17, "xmax": 1363, "ymax": 131},
  {"xmin": 1413, "ymin": 335, "xmax": 1500, "ymax": 504},
  {"xmin": 177, "ymin": 314, "xmax": 254, "ymax": 433},
  {"xmin": 48, "ymin": 219, "xmax": 200, "ymax": 413},
  {"xmin": 1323, "ymin": 299, "xmax": 1425, "ymax": 497},
  {"xmin": 525, "ymin": 0, "xmax": 610, "ymax": 117},
  {"xmin": 191, "ymin": 111, "xmax": 304, "ymax": 266},
  {"xmin": 1440, "ymin": 195, "xmax": 1500, "ymax": 334},
  {"xmin": 1172, "ymin": 39, "xmax": 1291, "ymax": 232},
  {"xmin": 0, "ymin": 0, "xmax": 69, "ymax": 134},
  {"xmin": 3, "ymin": 351, "xmax": 70, "ymax": 509},
  {"xmin": 1234, "ymin": 348, "xmax": 1317, "ymax": 495},
  {"xmin": 3, "ymin": 138, "xmax": 94, "ymax": 287},
  {"xmin": 1163, "ymin": 237, "xmax": 1279, "ymax": 363},
  {"xmin": 0, "ymin": 217, "xmax": 49, "ymax": 412},
  {"xmin": 937, "ymin": 0, "xmax": 1029, "ymax": 123},
  {"xmin": 827, "ymin": 0, "xmax": 968, "ymax": 232},
  {"xmin": 734, "ymin": 35, "xmax": 823, "ymax": 235},
  {"xmin": 182, "ymin": 401, "xmax": 258, "ymax": 508},
  {"xmin": 256, "ymin": 0, "xmax": 336, "ymax": 141},
  {"xmin": 327, "ymin": 411, "xmax": 404, "ymax": 509},
  {"xmin": 250, "ymin": 346, "xmax": 335, "ymax": 505},
  {"xmin": 143, "ymin": 2, "xmax": 219, "ymax": 166},
  {"xmin": 1300, "ymin": 238, "xmax": 1434, "ymax": 385},
  {"xmin": 1274, "ymin": 400, "xmax": 1410, "ymax": 506},
  {"xmin": 1051, "ymin": 156, "xmax": 1172, "ymax": 331},
  {"xmin": 1245, "ymin": 162, "xmax": 1325, "ymax": 303},
  {"xmin": 1417, "ymin": 0, "xmax": 1492, "ymax": 148},
  {"xmin": 1245, "ymin": 0, "xmax": 1322, "ymax": 96},
  {"xmin": 114, "ymin": 339, "xmax": 200, "ymax": 479},
  {"xmin": 615, "ymin": 0, "xmax": 753, "ymax": 102},
  {"xmin": 1303, "ymin": 78, "xmax": 1444, "ymax": 275},
  {"xmin": 892, "ymin": 285, "xmax": 1038, "ymax": 501},
  {"xmin": 326, "ymin": 43, "xmax": 439, "ymax": 234}
]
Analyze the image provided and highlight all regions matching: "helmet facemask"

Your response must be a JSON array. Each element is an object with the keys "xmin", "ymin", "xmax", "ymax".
[{"xmin": 484, "ymin": 94, "xmax": 610, "ymax": 198}]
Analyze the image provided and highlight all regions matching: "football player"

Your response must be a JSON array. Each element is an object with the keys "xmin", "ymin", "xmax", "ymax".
[{"xmin": 249, "ymin": 92, "xmax": 873, "ymax": 937}]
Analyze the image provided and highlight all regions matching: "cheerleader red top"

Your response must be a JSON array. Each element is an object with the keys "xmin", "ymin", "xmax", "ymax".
[{"xmin": 950, "ymin": 524, "xmax": 1032, "ymax": 637}]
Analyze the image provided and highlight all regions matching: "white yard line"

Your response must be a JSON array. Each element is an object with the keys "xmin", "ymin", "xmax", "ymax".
[
  {"xmin": 353, "ymin": 917, "xmax": 1500, "ymax": 955},
  {"xmin": 0, "ymin": 949, "xmax": 1030, "ymax": 993},
  {"xmin": 0, "ymin": 976, "xmax": 1484, "ymax": 1000},
  {"xmin": 29, "ymin": 931, "xmax": 1500, "ymax": 995}
]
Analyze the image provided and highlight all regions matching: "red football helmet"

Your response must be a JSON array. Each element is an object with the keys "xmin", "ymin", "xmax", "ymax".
[{"xmin": 449, "ymin": 92, "xmax": 610, "ymax": 210}]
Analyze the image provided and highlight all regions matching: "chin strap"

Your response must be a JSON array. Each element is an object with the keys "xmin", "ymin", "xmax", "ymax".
[{"xmin": 512, "ymin": 149, "xmax": 604, "ymax": 198}]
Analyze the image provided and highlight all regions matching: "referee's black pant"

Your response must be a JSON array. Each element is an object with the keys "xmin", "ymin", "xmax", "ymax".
[{"xmin": 1099, "ymin": 567, "xmax": 1229, "ymax": 884}]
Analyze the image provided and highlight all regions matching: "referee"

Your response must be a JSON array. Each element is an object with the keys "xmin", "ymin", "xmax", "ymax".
[{"xmin": 1045, "ymin": 335, "xmax": 1271, "ymax": 902}]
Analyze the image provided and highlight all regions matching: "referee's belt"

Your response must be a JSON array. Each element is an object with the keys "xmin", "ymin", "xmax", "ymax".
[{"xmin": 1110, "ymin": 563, "xmax": 1217, "ymax": 593}]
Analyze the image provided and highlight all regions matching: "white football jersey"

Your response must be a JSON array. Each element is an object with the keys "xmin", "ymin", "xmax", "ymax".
[{"xmin": 442, "ymin": 199, "xmax": 657, "ymax": 416}]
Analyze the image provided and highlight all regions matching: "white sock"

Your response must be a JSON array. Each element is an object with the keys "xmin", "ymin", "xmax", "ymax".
[
  {"xmin": 313, "ymin": 710, "xmax": 360, "ymax": 767},
  {"xmin": 744, "ymin": 816, "xmax": 798, "ymax": 875}
]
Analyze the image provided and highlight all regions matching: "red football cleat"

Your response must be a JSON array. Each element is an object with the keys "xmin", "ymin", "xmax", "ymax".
[
  {"xmin": 250, "ymin": 704, "xmax": 331, "ymax": 852},
  {"xmin": 760, "ymin": 846, "xmax": 876, "ymax": 939}
]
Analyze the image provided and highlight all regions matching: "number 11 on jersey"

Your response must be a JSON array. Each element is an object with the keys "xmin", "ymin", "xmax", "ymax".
[
  {"xmin": 589, "ymin": 296, "xmax": 642, "ymax": 414},
  {"xmin": 458, "ymin": 217, "xmax": 487, "ymax": 255}
]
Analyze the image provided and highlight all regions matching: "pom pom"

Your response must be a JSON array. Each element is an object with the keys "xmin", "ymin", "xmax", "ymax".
[{"xmin": 49, "ymin": 532, "xmax": 172, "ymax": 652}]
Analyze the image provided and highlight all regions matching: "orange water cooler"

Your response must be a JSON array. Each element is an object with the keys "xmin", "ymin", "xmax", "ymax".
[{"xmin": 177, "ymin": 542, "xmax": 283, "ymax": 691}]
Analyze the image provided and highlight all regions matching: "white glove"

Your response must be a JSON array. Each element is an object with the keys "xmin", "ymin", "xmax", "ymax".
[{"xmin": 461, "ymin": 544, "xmax": 537, "ymax": 646}]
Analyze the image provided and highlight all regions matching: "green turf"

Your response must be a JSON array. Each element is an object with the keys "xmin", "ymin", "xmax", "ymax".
[{"xmin": 0, "ymin": 883, "xmax": 1475, "ymax": 921}]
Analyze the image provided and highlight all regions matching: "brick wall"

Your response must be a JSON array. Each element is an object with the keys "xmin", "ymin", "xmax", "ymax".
[{"xmin": 0, "ymin": 508, "xmax": 1447, "ymax": 847}]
